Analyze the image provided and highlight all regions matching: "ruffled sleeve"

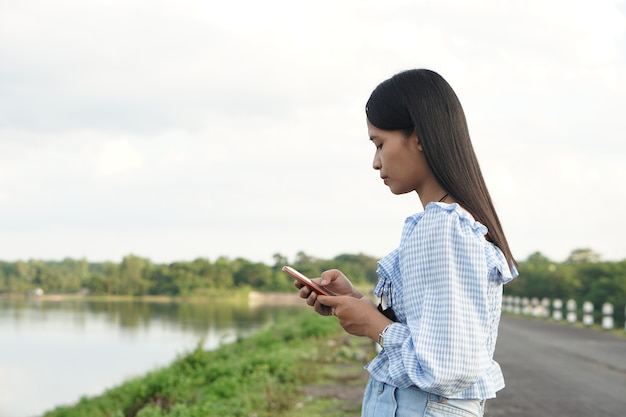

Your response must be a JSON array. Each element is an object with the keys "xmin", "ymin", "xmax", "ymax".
[
  {"xmin": 374, "ymin": 249, "xmax": 399, "ymax": 300},
  {"xmin": 485, "ymin": 241, "xmax": 518, "ymax": 284}
]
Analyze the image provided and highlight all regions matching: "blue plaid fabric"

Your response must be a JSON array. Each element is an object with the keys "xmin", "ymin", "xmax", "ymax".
[{"xmin": 366, "ymin": 202, "xmax": 518, "ymax": 399}]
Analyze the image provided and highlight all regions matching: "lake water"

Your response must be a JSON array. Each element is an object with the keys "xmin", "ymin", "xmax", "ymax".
[{"xmin": 0, "ymin": 297, "xmax": 303, "ymax": 417}]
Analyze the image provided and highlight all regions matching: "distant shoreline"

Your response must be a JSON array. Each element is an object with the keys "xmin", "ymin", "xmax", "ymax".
[
  {"xmin": 1, "ymin": 290, "xmax": 308, "ymax": 307},
  {"xmin": 248, "ymin": 291, "xmax": 306, "ymax": 307}
]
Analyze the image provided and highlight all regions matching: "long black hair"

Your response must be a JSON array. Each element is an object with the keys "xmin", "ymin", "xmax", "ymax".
[{"xmin": 366, "ymin": 69, "xmax": 517, "ymax": 267}]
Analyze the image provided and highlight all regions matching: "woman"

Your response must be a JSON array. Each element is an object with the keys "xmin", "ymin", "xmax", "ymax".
[{"xmin": 297, "ymin": 69, "xmax": 518, "ymax": 417}]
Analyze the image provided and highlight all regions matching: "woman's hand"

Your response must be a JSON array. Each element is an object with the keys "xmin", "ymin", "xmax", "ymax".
[
  {"xmin": 295, "ymin": 269, "xmax": 363, "ymax": 316},
  {"xmin": 317, "ymin": 295, "xmax": 392, "ymax": 342}
]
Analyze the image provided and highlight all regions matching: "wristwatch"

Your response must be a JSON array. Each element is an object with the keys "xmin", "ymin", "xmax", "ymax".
[{"xmin": 378, "ymin": 324, "xmax": 392, "ymax": 347}]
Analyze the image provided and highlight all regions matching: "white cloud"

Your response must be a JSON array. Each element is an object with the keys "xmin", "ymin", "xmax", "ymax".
[{"xmin": 93, "ymin": 139, "xmax": 143, "ymax": 176}]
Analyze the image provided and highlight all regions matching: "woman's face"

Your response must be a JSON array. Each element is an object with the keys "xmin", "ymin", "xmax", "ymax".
[{"xmin": 368, "ymin": 120, "xmax": 433, "ymax": 195}]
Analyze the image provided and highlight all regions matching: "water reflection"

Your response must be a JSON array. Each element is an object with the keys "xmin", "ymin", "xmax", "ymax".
[
  {"xmin": 0, "ymin": 298, "xmax": 304, "ymax": 417},
  {"xmin": 4, "ymin": 298, "xmax": 296, "ymax": 331}
]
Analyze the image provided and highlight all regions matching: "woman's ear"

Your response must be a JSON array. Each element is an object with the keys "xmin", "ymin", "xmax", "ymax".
[{"xmin": 413, "ymin": 131, "xmax": 423, "ymax": 151}]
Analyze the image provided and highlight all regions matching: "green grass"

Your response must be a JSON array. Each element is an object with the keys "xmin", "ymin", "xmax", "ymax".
[{"xmin": 43, "ymin": 311, "xmax": 375, "ymax": 417}]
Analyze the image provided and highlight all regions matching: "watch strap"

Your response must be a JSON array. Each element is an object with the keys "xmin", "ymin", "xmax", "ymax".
[{"xmin": 378, "ymin": 323, "xmax": 392, "ymax": 347}]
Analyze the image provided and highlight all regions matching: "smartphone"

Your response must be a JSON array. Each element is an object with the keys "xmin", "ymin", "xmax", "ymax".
[{"xmin": 282, "ymin": 266, "xmax": 336, "ymax": 296}]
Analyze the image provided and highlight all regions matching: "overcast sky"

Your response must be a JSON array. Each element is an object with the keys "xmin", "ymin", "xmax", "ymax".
[{"xmin": 1, "ymin": 0, "xmax": 625, "ymax": 266}]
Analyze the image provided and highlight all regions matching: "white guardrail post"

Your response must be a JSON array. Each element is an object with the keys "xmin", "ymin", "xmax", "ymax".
[
  {"xmin": 541, "ymin": 298, "xmax": 550, "ymax": 319},
  {"xmin": 552, "ymin": 299, "xmax": 563, "ymax": 321},
  {"xmin": 582, "ymin": 301, "xmax": 594, "ymax": 327},
  {"xmin": 566, "ymin": 299, "xmax": 577, "ymax": 323},
  {"xmin": 531, "ymin": 297, "xmax": 540, "ymax": 317},
  {"xmin": 602, "ymin": 303, "xmax": 614, "ymax": 330},
  {"xmin": 522, "ymin": 297, "xmax": 531, "ymax": 315}
]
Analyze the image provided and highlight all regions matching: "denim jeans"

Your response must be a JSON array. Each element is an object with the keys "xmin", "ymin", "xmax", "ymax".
[{"xmin": 361, "ymin": 377, "xmax": 485, "ymax": 417}]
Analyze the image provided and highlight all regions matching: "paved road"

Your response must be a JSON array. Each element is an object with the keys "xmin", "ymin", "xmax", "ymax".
[{"xmin": 488, "ymin": 315, "xmax": 626, "ymax": 417}]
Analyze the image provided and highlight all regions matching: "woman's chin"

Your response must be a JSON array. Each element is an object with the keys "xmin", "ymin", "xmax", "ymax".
[{"xmin": 389, "ymin": 187, "xmax": 412, "ymax": 196}]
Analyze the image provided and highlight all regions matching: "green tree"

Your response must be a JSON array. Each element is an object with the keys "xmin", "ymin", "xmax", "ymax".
[
  {"xmin": 169, "ymin": 261, "xmax": 209, "ymax": 296},
  {"xmin": 148, "ymin": 264, "xmax": 179, "ymax": 296},
  {"xmin": 212, "ymin": 257, "xmax": 234, "ymax": 288},
  {"xmin": 233, "ymin": 260, "xmax": 272, "ymax": 289},
  {"xmin": 119, "ymin": 255, "xmax": 152, "ymax": 295}
]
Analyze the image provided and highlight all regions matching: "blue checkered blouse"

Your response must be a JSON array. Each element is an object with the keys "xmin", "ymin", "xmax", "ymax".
[{"xmin": 365, "ymin": 202, "xmax": 518, "ymax": 399}]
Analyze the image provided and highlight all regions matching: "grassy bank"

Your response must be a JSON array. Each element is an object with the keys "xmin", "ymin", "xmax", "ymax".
[{"xmin": 43, "ymin": 310, "xmax": 375, "ymax": 417}]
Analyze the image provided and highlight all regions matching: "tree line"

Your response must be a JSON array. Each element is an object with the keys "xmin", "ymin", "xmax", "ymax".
[
  {"xmin": 0, "ymin": 251, "xmax": 378, "ymax": 296},
  {"xmin": 1, "ymin": 248, "xmax": 625, "ymax": 321}
]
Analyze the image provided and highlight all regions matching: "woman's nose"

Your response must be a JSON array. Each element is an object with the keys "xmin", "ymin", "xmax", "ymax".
[{"xmin": 372, "ymin": 153, "xmax": 381, "ymax": 170}]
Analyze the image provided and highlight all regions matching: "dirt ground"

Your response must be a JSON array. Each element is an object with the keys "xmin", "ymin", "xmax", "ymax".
[{"xmin": 301, "ymin": 364, "xmax": 369, "ymax": 417}]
